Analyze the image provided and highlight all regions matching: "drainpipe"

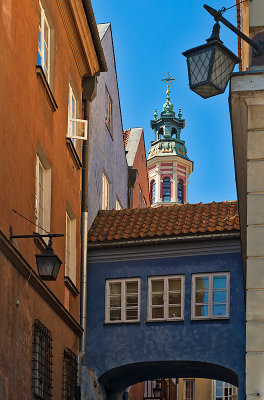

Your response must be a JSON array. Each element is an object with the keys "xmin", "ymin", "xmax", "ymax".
[{"xmin": 78, "ymin": 75, "xmax": 98, "ymax": 391}]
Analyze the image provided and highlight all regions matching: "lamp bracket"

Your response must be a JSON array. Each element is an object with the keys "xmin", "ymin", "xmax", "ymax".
[{"xmin": 204, "ymin": 4, "xmax": 264, "ymax": 55}]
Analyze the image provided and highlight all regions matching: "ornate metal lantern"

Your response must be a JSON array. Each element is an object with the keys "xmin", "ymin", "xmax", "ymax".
[
  {"xmin": 183, "ymin": 22, "xmax": 240, "ymax": 99},
  {"xmin": 35, "ymin": 236, "xmax": 62, "ymax": 281}
]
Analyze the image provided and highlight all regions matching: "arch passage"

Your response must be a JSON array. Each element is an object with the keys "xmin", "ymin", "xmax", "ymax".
[{"xmin": 99, "ymin": 361, "xmax": 238, "ymax": 393}]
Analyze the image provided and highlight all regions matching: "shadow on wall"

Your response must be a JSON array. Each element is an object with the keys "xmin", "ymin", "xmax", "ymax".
[{"xmin": 99, "ymin": 360, "xmax": 238, "ymax": 393}]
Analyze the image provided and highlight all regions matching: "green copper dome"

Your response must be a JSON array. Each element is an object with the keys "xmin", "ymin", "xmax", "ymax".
[{"xmin": 148, "ymin": 84, "xmax": 190, "ymax": 161}]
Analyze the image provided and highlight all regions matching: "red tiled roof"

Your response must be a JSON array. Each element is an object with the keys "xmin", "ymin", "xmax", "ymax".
[
  {"xmin": 88, "ymin": 201, "xmax": 239, "ymax": 244},
  {"xmin": 123, "ymin": 129, "xmax": 131, "ymax": 148}
]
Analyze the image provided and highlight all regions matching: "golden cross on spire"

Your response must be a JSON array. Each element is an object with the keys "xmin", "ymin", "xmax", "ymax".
[{"xmin": 161, "ymin": 72, "xmax": 175, "ymax": 95}]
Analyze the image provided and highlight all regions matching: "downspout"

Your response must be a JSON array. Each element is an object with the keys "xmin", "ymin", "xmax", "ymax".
[{"xmin": 78, "ymin": 75, "xmax": 98, "ymax": 389}]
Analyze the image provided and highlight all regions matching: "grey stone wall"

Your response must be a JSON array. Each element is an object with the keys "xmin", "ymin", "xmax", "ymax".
[{"xmin": 88, "ymin": 25, "xmax": 128, "ymax": 228}]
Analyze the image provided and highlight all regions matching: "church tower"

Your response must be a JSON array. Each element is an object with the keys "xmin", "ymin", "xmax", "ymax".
[{"xmin": 147, "ymin": 78, "xmax": 193, "ymax": 207}]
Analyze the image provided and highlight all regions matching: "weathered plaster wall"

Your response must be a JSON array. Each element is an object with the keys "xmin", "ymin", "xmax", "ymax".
[
  {"xmin": 88, "ymin": 25, "xmax": 128, "ymax": 227},
  {"xmin": 85, "ymin": 242, "xmax": 245, "ymax": 398},
  {"xmin": 0, "ymin": 249, "xmax": 80, "ymax": 399}
]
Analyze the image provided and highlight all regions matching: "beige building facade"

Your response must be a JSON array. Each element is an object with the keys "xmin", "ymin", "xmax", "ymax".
[{"xmin": 230, "ymin": 0, "xmax": 264, "ymax": 397}]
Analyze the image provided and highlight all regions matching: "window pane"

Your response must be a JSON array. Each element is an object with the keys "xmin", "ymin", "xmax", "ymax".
[
  {"xmin": 110, "ymin": 309, "xmax": 121, "ymax": 321},
  {"xmin": 216, "ymin": 387, "xmax": 223, "ymax": 397},
  {"xmin": 126, "ymin": 309, "xmax": 138, "ymax": 320},
  {"xmin": 168, "ymin": 279, "xmax": 181, "ymax": 291},
  {"xmin": 196, "ymin": 277, "xmax": 209, "ymax": 289},
  {"xmin": 152, "ymin": 294, "xmax": 164, "ymax": 305},
  {"xmin": 126, "ymin": 296, "xmax": 138, "ymax": 307},
  {"xmin": 213, "ymin": 276, "xmax": 227, "ymax": 289},
  {"xmin": 126, "ymin": 281, "xmax": 138, "ymax": 294},
  {"xmin": 152, "ymin": 280, "xmax": 164, "ymax": 292},
  {"xmin": 152, "ymin": 307, "xmax": 164, "ymax": 319},
  {"xmin": 110, "ymin": 297, "xmax": 121, "ymax": 307},
  {"xmin": 109, "ymin": 283, "xmax": 121, "ymax": 295},
  {"xmin": 163, "ymin": 178, "xmax": 171, "ymax": 201},
  {"xmin": 195, "ymin": 305, "xmax": 208, "ymax": 317},
  {"xmin": 168, "ymin": 306, "xmax": 181, "ymax": 318},
  {"xmin": 213, "ymin": 290, "xmax": 226, "ymax": 302},
  {"xmin": 168, "ymin": 293, "xmax": 181, "ymax": 304},
  {"xmin": 195, "ymin": 291, "xmax": 208, "ymax": 303},
  {"xmin": 213, "ymin": 304, "xmax": 226, "ymax": 316}
]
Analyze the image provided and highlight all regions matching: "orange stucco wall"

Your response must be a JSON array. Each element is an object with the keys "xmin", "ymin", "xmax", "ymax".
[
  {"xmin": 132, "ymin": 132, "xmax": 150, "ymax": 208},
  {"xmin": 0, "ymin": 0, "xmax": 85, "ymax": 316},
  {"xmin": 0, "ymin": 0, "xmax": 100, "ymax": 397}
]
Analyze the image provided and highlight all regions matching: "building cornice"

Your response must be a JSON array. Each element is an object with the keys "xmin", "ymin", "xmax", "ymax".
[
  {"xmin": 0, "ymin": 230, "xmax": 83, "ymax": 336},
  {"xmin": 87, "ymin": 235, "xmax": 241, "ymax": 263},
  {"xmin": 56, "ymin": 0, "xmax": 103, "ymax": 77}
]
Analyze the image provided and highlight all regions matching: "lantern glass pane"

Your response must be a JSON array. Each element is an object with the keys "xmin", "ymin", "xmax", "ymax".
[
  {"xmin": 188, "ymin": 48, "xmax": 213, "ymax": 86},
  {"xmin": 211, "ymin": 47, "xmax": 236, "ymax": 90},
  {"xmin": 192, "ymin": 83, "xmax": 220, "ymax": 98}
]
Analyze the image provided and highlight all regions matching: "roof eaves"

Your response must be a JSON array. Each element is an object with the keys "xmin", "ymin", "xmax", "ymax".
[{"xmin": 87, "ymin": 230, "xmax": 240, "ymax": 249}]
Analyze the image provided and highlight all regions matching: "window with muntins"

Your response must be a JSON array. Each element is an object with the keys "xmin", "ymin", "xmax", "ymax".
[
  {"xmin": 150, "ymin": 180, "xmax": 156, "ymax": 205},
  {"xmin": 148, "ymin": 276, "xmax": 184, "ymax": 321},
  {"xmin": 67, "ymin": 83, "xmax": 87, "ymax": 143},
  {"xmin": 213, "ymin": 381, "xmax": 237, "ymax": 400},
  {"xmin": 163, "ymin": 177, "xmax": 171, "ymax": 201},
  {"xmin": 38, "ymin": 1, "xmax": 51, "ymax": 83},
  {"xmin": 32, "ymin": 319, "xmax": 53, "ymax": 399},
  {"xmin": 35, "ymin": 154, "xmax": 51, "ymax": 235},
  {"xmin": 105, "ymin": 86, "xmax": 113, "ymax": 137},
  {"xmin": 178, "ymin": 179, "xmax": 184, "ymax": 204},
  {"xmin": 62, "ymin": 348, "xmax": 78, "ymax": 400},
  {"xmin": 192, "ymin": 273, "xmax": 230, "ymax": 319},
  {"xmin": 184, "ymin": 380, "xmax": 195, "ymax": 400},
  {"xmin": 105, "ymin": 279, "xmax": 140, "ymax": 323}
]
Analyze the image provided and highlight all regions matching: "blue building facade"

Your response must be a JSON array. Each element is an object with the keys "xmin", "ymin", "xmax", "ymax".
[{"xmin": 84, "ymin": 216, "xmax": 245, "ymax": 400}]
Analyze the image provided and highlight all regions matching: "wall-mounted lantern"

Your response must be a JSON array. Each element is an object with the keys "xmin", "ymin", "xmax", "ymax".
[
  {"xmin": 10, "ymin": 233, "xmax": 63, "ymax": 281},
  {"xmin": 183, "ymin": 3, "xmax": 264, "ymax": 99}
]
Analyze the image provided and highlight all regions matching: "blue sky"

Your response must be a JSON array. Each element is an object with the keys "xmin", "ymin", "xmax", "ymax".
[{"xmin": 92, "ymin": 0, "xmax": 239, "ymax": 204}]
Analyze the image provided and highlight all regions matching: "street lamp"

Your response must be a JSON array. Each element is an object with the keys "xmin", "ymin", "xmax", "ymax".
[
  {"xmin": 10, "ymin": 233, "xmax": 63, "ymax": 281},
  {"xmin": 153, "ymin": 382, "xmax": 162, "ymax": 399},
  {"xmin": 183, "ymin": 3, "xmax": 264, "ymax": 99},
  {"xmin": 35, "ymin": 236, "xmax": 63, "ymax": 280},
  {"xmin": 182, "ymin": 22, "xmax": 240, "ymax": 98}
]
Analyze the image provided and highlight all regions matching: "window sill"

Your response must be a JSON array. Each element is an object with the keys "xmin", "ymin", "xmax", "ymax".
[
  {"xmin": 146, "ymin": 318, "xmax": 184, "ymax": 323},
  {"xmin": 191, "ymin": 316, "xmax": 230, "ymax": 321},
  {"xmin": 36, "ymin": 65, "xmax": 58, "ymax": 112},
  {"xmin": 64, "ymin": 276, "xmax": 79, "ymax": 297},
  {"xmin": 104, "ymin": 320, "xmax": 140, "ymax": 325},
  {"xmin": 66, "ymin": 138, "xmax": 82, "ymax": 169}
]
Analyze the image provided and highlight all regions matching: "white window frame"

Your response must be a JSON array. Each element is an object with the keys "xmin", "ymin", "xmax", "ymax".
[
  {"xmin": 184, "ymin": 380, "xmax": 195, "ymax": 400},
  {"xmin": 212, "ymin": 380, "xmax": 237, "ymax": 400},
  {"xmin": 116, "ymin": 198, "xmax": 122, "ymax": 210},
  {"xmin": 35, "ymin": 151, "xmax": 51, "ymax": 236},
  {"xmin": 67, "ymin": 83, "xmax": 87, "ymax": 141},
  {"xmin": 102, "ymin": 173, "xmax": 110, "ymax": 210},
  {"xmin": 191, "ymin": 272, "xmax": 230, "ymax": 320},
  {"xmin": 105, "ymin": 278, "xmax": 140, "ymax": 324},
  {"xmin": 38, "ymin": 1, "xmax": 51, "ymax": 83},
  {"xmin": 65, "ymin": 208, "xmax": 76, "ymax": 285},
  {"xmin": 147, "ymin": 275, "xmax": 185, "ymax": 322}
]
